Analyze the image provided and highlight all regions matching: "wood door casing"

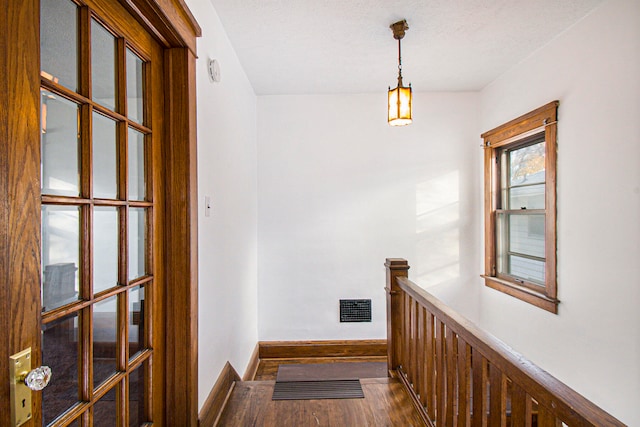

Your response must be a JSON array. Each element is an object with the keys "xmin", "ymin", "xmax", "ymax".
[{"xmin": 0, "ymin": 0, "xmax": 200, "ymax": 425}]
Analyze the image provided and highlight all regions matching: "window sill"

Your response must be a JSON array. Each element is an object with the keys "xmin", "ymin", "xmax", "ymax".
[{"xmin": 482, "ymin": 275, "xmax": 559, "ymax": 314}]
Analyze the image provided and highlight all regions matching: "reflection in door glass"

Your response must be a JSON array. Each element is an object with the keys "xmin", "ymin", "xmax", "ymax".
[
  {"xmin": 41, "ymin": 205, "xmax": 80, "ymax": 311},
  {"xmin": 42, "ymin": 312, "xmax": 80, "ymax": 425},
  {"xmin": 91, "ymin": 19, "xmax": 117, "ymax": 111},
  {"xmin": 41, "ymin": 0, "xmax": 78, "ymax": 91},
  {"xmin": 41, "ymin": 90, "xmax": 80, "ymax": 196}
]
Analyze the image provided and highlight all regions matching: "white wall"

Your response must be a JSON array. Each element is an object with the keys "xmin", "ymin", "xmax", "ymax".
[
  {"xmin": 188, "ymin": 0, "xmax": 638, "ymax": 422},
  {"xmin": 186, "ymin": 0, "xmax": 259, "ymax": 411},
  {"xmin": 478, "ymin": 0, "xmax": 640, "ymax": 424},
  {"xmin": 257, "ymin": 92, "xmax": 481, "ymax": 340}
]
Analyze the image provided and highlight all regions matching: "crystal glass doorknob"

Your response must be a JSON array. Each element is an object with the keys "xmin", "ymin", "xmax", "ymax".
[{"xmin": 23, "ymin": 366, "xmax": 52, "ymax": 391}]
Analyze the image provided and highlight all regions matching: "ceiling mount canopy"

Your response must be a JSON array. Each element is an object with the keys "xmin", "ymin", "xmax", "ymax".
[{"xmin": 388, "ymin": 19, "xmax": 412, "ymax": 127}]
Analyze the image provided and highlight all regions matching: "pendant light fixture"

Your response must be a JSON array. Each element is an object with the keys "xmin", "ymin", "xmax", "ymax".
[{"xmin": 388, "ymin": 20, "xmax": 412, "ymax": 126}]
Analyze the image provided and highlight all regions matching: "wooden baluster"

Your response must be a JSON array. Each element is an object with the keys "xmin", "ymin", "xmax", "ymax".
[
  {"xmin": 399, "ymin": 291, "xmax": 405, "ymax": 370},
  {"xmin": 537, "ymin": 404, "xmax": 562, "ymax": 427},
  {"xmin": 404, "ymin": 293, "xmax": 411, "ymax": 374},
  {"xmin": 436, "ymin": 319, "xmax": 446, "ymax": 426},
  {"xmin": 457, "ymin": 336, "xmax": 471, "ymax": 427},
  {"xmin": 415, "ymin": 303, "xmax": 424, "ymax": 402},
  {"xmin": 425, "ymin": 311, "xmax": 435, "ymax": 421},
  {"xmin": 385, "ymin": 258, "xmax": 409, "ymax": 373},
  {"xmin": 446, "ymin": 329, "xmax": 457, "ymax": 426},
  {"xmin": 410, "ymin": 298, "xmax": 417, "ymax": 389},
  {"xmin": 511, "ymin": 383, "xmax": 532, "ymax": 427},
  {"xmin": 472, "ymin": 351, "xmax": 487, "ymax": 427},
  {"xmin": 488, "ymin": 365, "xmax": 507, "ymax": 427}
]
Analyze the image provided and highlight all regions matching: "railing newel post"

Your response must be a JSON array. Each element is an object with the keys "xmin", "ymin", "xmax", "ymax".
[{"xmin": 385, "ymin": 258, "xmax": 410, "ymax": 375}]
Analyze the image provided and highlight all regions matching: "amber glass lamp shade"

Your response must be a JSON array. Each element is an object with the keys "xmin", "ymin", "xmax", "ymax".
[{"xmin": 388, "ymin": 84, "xmax": 412, "ymax": 126}]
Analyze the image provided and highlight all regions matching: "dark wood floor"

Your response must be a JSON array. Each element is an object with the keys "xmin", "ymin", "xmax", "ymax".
[{"xmin": 217, "ymin": 357, "xmax": 425, "ymax": 426}]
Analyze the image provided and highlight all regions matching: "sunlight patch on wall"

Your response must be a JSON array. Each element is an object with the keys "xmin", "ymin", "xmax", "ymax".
[{"xmin": 415, "ymin": 171, "xmax": 460, "ymax": 286}]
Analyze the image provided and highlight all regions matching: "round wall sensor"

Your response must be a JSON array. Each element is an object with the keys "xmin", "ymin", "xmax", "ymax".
[{"xmin": 208, "ymin": 59, "xmax": 221, "ymax": 83}]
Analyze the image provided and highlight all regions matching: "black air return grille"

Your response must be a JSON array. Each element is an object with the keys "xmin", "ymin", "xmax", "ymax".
[{"xmin": 340, "ymin": 299, "xmax": 371, "ymax": 322}]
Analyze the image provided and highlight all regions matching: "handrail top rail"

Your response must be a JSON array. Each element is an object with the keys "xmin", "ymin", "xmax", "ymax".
[{"xmin": 394, "ymin": 275, "xmax": 625, "ymax": 427}]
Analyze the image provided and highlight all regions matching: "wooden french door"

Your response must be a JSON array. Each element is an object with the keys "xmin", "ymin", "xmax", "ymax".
[
  {"xmin": 1, "ymin": 0, "xmax": 200, "ymax": 426},
  {"xmin": 39, "ymin": 0, "xmax": 163, "ymax": 425}
]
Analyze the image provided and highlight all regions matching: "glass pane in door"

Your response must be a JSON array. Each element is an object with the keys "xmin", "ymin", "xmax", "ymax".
[
  {"xmin": 41, "ymin": 0, "xmax": 78, "ymax": 90},
  {"xmin": 128, "ymin": 208, "xmax": 146, "ymax": 280},
  {"xmin": 126, "ymin": 49, "xmax": 144, "ymax": 124},
  {"xmin": 92, "ymin": 19, "xmax": 117, "ymax": 111},
  {"xmin": 93, "ymin": 113, "xmax": 118, "ymax": 199},
  {"xmin": 128, "ymin": 128, "xmax": 145, "ymax": 200},
  {"xmin": 42, "ymin": 312, "xmax": 80, "ymax": 425},
  {"xmin": 41, "ymin": 205, "xmax": 80, "ymax": 311},
  {"xmin": 93, "ymin": 296, "xmax": 118, "ymax": 388},
  {"xmin": 128, "ymin": 285, "xmax": 145, "ymax": 358},
  {"xmin": 41, "ymin": 90, "xmax": 80, "ymax": 196},
  {"xmin": 93, "ymin": 386, "xmax": 118, "ymax": 427},
  {"xmin": 94, "ymin": 207, "xmax": 119, "ymax": 294},
  {"xmin": 129, "ymin": 364, "xmax": 147, "ymax": 426}
]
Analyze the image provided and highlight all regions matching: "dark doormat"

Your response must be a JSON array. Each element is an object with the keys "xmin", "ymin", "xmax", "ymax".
[
  {"xmin": 271, "ymin": 362, "xmax": 387, "ymax": 400},
  {"xmin": 272, "ymin": 379, "xmax": 364, "ymax": 400},
  {"xmin": 275, "ymin": 362, "xmax": 387, "ymax": 382}
]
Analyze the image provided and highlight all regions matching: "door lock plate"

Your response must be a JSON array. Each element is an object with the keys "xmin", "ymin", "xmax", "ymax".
[{"xmin": 10, "ymin": 348, "xmax": 32, "ymax": 427}]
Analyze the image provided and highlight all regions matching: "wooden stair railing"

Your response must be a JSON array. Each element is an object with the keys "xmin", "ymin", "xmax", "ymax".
[{"xmin": 385, "ymin": 258, "xmax": 625, "ymax": 427}]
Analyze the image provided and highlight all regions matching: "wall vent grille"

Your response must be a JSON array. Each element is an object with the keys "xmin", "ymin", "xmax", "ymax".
[{"xmin": 339, "ymin": 299, "xmax": 371, "ymax": 323}]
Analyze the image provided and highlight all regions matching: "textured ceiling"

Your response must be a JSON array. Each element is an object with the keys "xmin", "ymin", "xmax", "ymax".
[{"xmin": 207, "ymin": 0, "xmax": 603, "ymax": 95}]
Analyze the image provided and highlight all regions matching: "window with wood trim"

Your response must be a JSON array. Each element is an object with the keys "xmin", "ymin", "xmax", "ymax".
[{"xmin": 481, "ymin": 101, "xmax": 559, "ymax": 313}]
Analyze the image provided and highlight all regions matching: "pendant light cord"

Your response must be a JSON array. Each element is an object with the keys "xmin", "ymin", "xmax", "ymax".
[{"xmin": 397, "ymin": 38, "xmax": 403, "ymax": 85}]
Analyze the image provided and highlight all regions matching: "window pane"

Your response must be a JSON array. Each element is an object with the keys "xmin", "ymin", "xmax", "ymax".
[
  {"xmin": 92, "ymin": 19, "xmax": 117, "ymax": 111},
  {"xmin": 126, "ymin": 49, "xmax": 144, "ymax": 124},
  {"xmin": 509, "ymin": 214, "xmax": 545, "ymax": 258},
  {"xmin": 509, "ymin": 255, "xmax": 545, "ymax": 284},
  {"xmin": 94, "ymin": 207, "xmax": 119, "ymax": 294},
  {"xmin": 497, "ymin": 212, "xmax": 546, "ymax": 284},
  {"xmin": 128, "ymin": 208, "xmax": 146, "ymax": 280},
  {"xmin": 129, "ymin": 286, "xmax": 145, "ymax": 358},
  {"xmin": 93, "ymin": 296, "xmax": 118, "ymax": 388},
  {"xmin": 41, "ymin": 0, "xmax": 78, "ymax": 91},
  {"xmin": 496, "ymin": 212, "xmax": 507, "ymax": 276},
  {"xmin": 42, "ymin": 312, "xmax": 80, "ymax": 425},
  {"xmin": 509, "ymin": 184, "xmax": 545, "ymax": 210},
  {"xmin": 509, "ymin": 141, "xmax": 545, "ymax": 186},
  {"xmin": 128, "ymin": 128, "xmax": 145, "ymax": 200},
  {"xmin": 42, "ymin": 205, "xmax": 80, "ymax": 311},
  {"xmin": 93, "ymin": 113, "xmax": 118, "ymax": 199},
  {"xmin": 41, "ymin": 90, "xmax": 80, "ymax": 196}
]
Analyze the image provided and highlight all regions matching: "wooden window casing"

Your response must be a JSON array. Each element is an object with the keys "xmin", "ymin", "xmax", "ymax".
[{"xmin": 481, "ymin": 101, "xmax": 559, "ymax": 313}]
